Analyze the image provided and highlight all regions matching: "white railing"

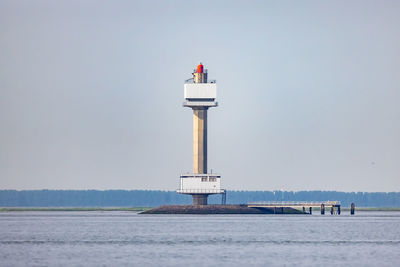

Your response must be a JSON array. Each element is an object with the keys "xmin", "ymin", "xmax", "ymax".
[
  {"xmin": 247, "ymin": 201, "xmax": 341, "ymax": 206},
  {"xmin": 180, "ymin": 174, "xmax": 221, "ymax": 178},
  {"xmin": 184, "ymin": 78, "xmax": 216, "ymax": 84},
  {"xmin": 177, "ymin": 189, "xmax": 225, "ymax": 194}
]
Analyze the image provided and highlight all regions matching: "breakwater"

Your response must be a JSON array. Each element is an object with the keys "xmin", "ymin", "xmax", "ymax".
[{"xmin": 140, "ymin": 205, "xmax": 303, "ymax": 214}]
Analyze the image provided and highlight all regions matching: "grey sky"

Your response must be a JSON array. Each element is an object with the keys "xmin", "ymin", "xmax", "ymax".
[{"xmin": 0, "ymin": 0, "xmax": 399, "ymax": 191}]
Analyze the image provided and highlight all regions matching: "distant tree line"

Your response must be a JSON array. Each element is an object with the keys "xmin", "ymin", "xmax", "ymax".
[{"xmin": 0, "ymin": 190, "xmax": 399, "ymax": 207}]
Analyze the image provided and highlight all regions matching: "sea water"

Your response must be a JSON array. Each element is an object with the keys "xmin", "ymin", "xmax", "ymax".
[{"xmin": 1, "ymin": 211, "xmax": 400, "ymax": 266}]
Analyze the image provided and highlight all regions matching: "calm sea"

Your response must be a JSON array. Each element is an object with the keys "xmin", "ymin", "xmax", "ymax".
[{"xmin": 1, "ymin": 211, "xmax": 399, "ymax": 266}]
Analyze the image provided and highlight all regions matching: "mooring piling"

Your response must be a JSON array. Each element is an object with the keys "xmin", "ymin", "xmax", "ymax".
[{"xmin": 350, "ymin": 203, "xmax": 355, "ymax": 215}]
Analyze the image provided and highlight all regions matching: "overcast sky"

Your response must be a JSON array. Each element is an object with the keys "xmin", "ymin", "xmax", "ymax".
[{"xmin": 0, "ymin": 0, "xmax": 399, "ymax": 191}]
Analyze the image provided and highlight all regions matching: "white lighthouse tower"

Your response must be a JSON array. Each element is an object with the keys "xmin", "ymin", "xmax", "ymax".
[{"xmin": 177, "ymin": 63, "xmax": 225, "ymax": 205}]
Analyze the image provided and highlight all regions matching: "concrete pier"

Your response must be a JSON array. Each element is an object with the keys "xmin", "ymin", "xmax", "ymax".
[{"xmin": 248, "ymin": 201, "xmax": 341, "ymax": 215}]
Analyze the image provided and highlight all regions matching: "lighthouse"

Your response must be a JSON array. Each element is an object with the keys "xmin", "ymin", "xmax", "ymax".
[{"xmin": 177, "ymin": 63, "xmax": 225, "ymax": 205}]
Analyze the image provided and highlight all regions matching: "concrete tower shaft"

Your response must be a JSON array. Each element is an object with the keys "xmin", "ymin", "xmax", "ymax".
[
  {"xmin": 192, "ymin": 194, "xmax": 208, "ymax": 205},
  {"xmin": 192, "ymin": 63, "xmax": 208, "ymax": 174},
  {"xmin": 193, "ymin": 108, "xmax": 207, "ymax": 174}
]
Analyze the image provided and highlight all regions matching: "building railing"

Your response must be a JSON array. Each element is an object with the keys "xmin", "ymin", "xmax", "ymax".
[
  {"xmin": 184, "ymin": 78, "xmax": 216, "ymax": 84},
  {"xmin": 177, "ymin": 189, "xmax": 225, "ymax": 194},
  {"xmin": 180, "ymin": 174, "xmax": 221, "ymax": 178},
  {"xmin": 193, "ymin": 69, "xmax": 208, "ymax": 73}
]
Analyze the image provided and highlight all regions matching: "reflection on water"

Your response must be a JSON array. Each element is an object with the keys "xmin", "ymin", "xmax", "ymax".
[{"xmin": 1, "ymin": 211, "xmax": 400, "ymax": 266}]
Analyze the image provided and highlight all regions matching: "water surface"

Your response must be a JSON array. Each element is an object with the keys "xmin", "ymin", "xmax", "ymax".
[{"xmin": 1, "ymin": 211, "xmax": 399, "ymax": 266}]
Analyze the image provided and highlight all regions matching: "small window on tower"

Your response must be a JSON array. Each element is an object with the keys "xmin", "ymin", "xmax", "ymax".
[
  {"xmin": 209, "ymin": 177, "xmax": 217, "ymax": 182},
  {"xmin": 201, "ymin": 177, "xmax": 207, "ymax": 182}
]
